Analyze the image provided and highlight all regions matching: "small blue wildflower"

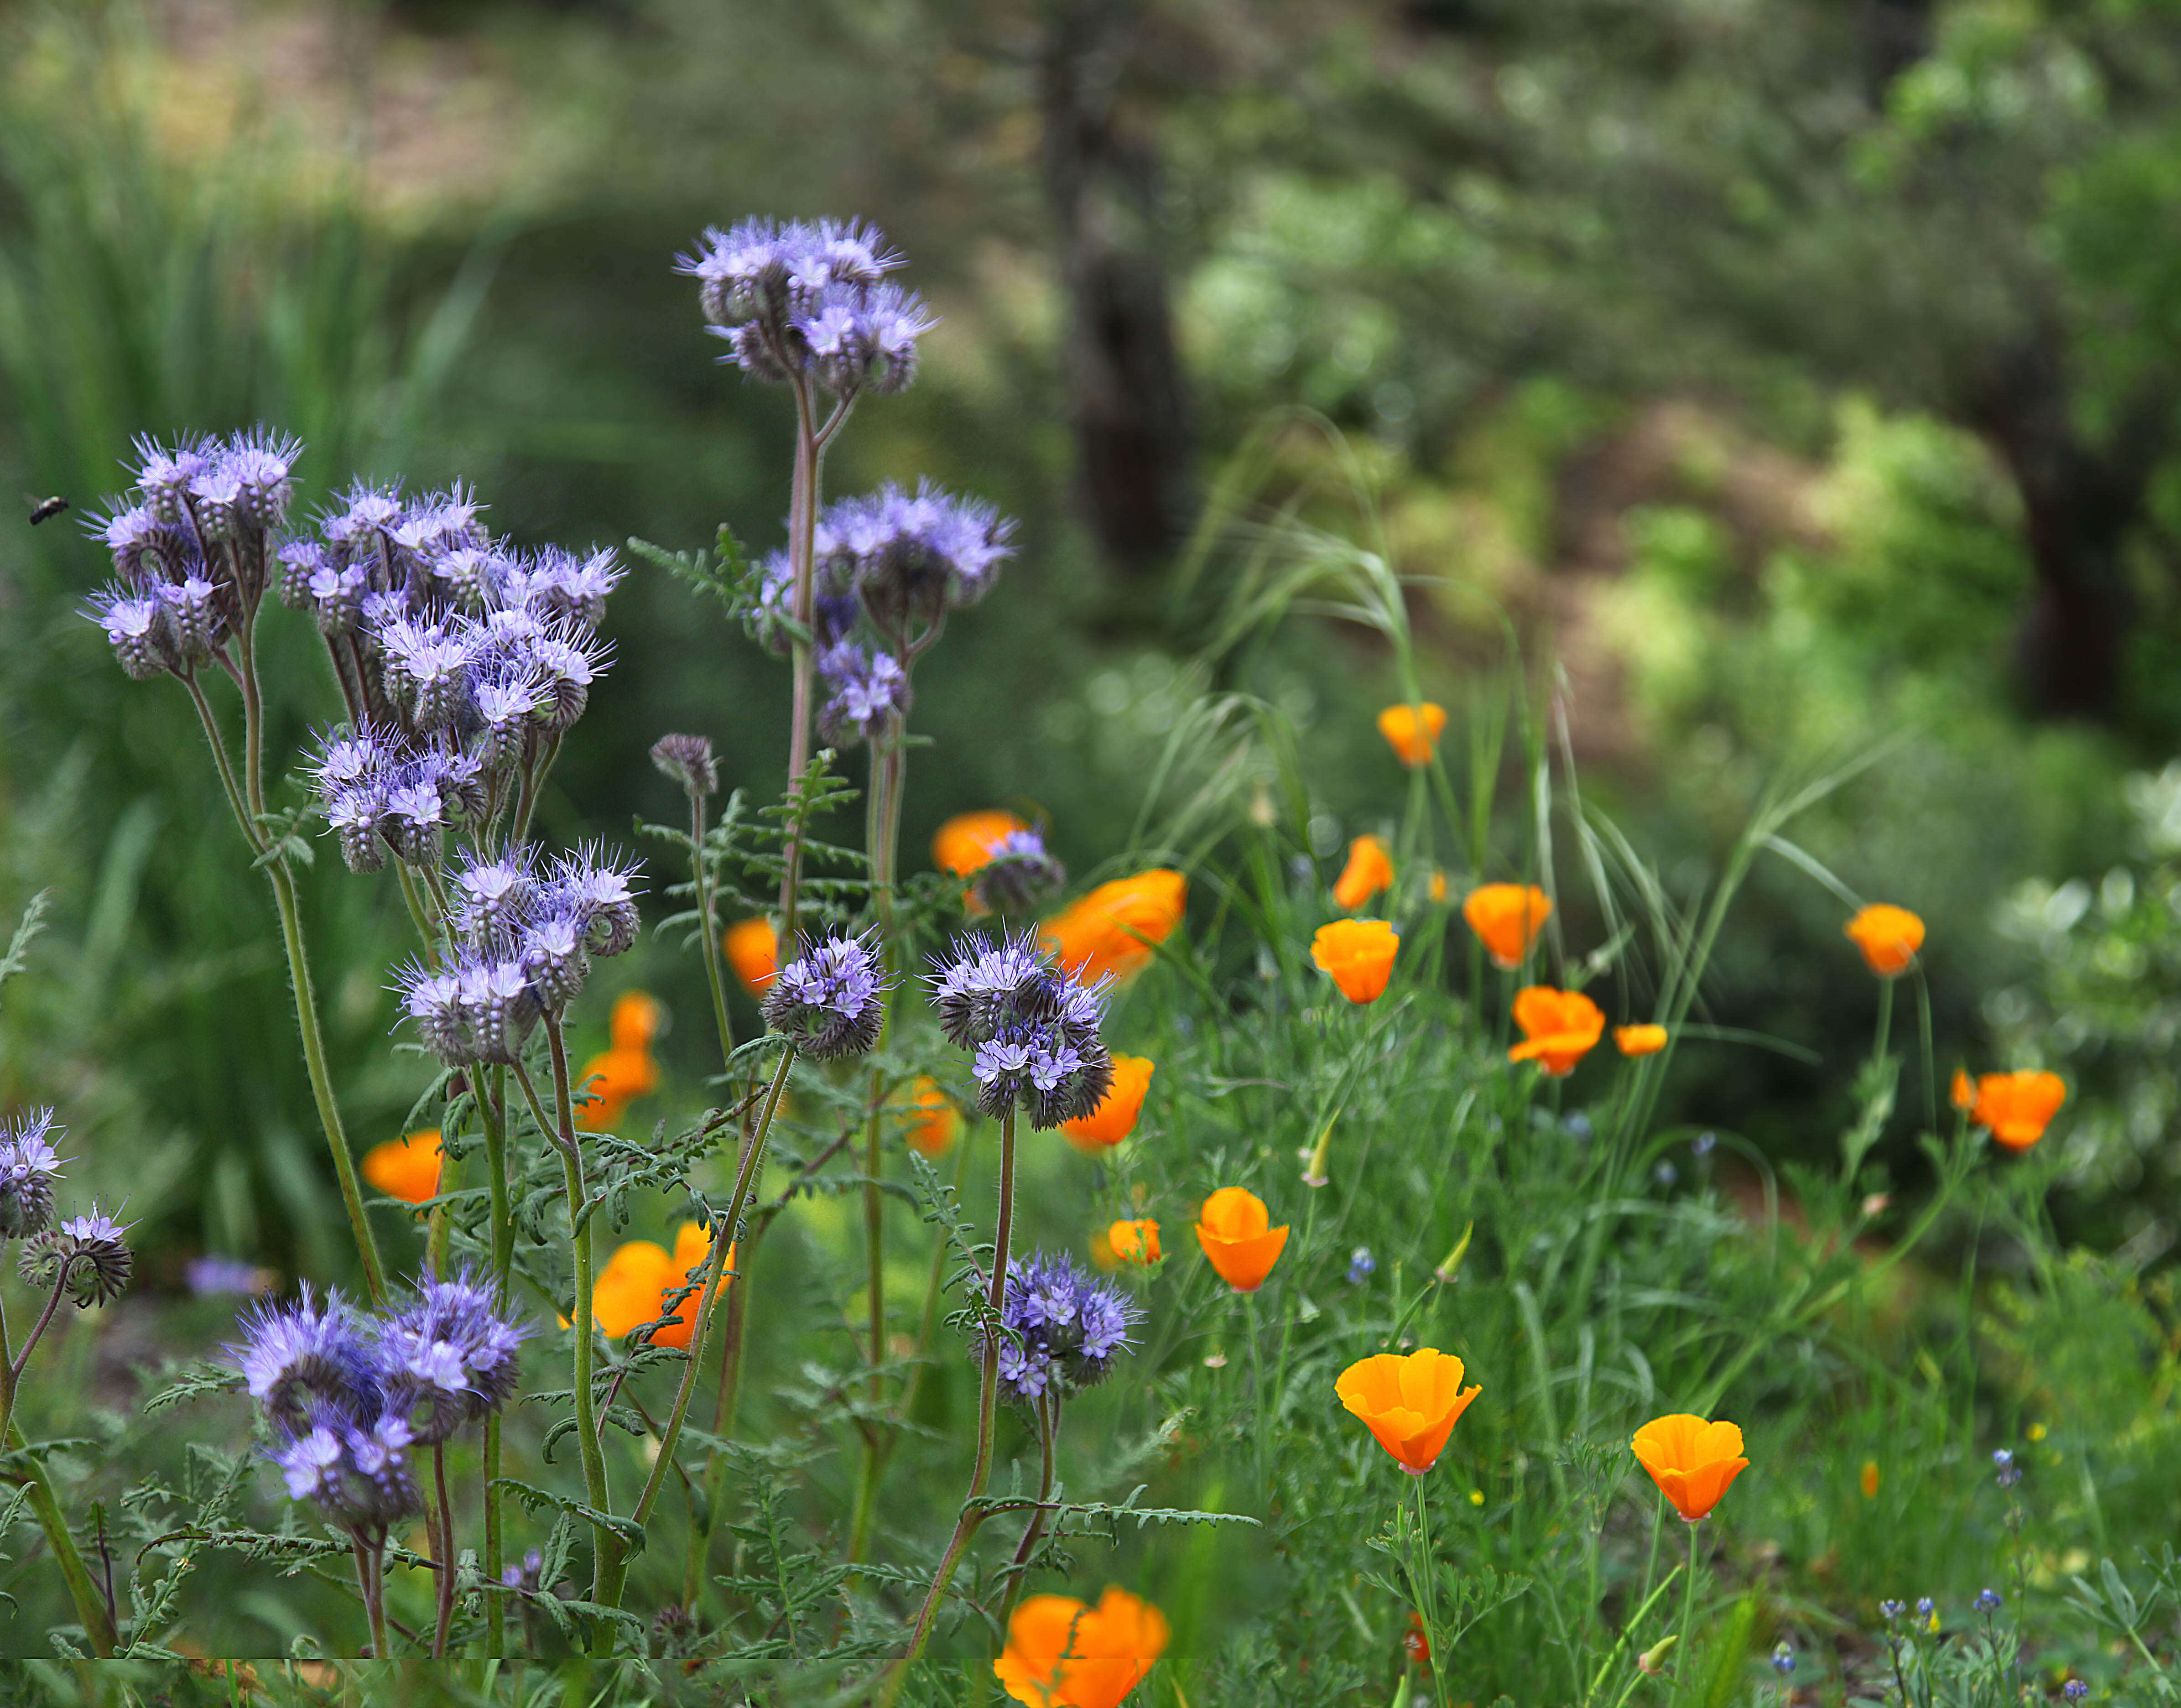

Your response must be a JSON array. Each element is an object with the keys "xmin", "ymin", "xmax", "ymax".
[
  {"xmin": 378, "ymin": 1270, "xmax": 528, "ymax": 1444},
  {"xmin": 816, "ymin": 642, "xmax": 911, "ymax": 745},
  {"xmin": 763, "ymin": 934, "xmax": 889, "ymax": 1060},
  {"xmin": 1974, "ymin": 1588, "xmax": 2002, "ymax": 1614},
  {"xmin": 1879, "ymin": 1599, "xmax": 1905, "ymax": 1622},
  {"xmin": 1993, "ymin": 1447, "xmax": 2021, "ymax": 1488},
  {"xmin": 1770, "ymin": 1641, "xmax": 1794, "ymax": 1676},
  {"xmin": 2065, "ymin": 1682, "xmax": 2090, "ymax": 1700},
  {"xmin": 1347, "ymin": 1247, "xmax": 1376, "ymax": 1285},
  {"xmin": 1563, "ymin": 1111, "xmax": 1593, "ymax": 1140},
  {"xmin": 968, "ymin": 829, "xmax": 1067, "ymax": 916}
]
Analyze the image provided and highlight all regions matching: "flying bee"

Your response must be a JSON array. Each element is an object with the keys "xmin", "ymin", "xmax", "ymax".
[{"xmin": 27, "ymin": 495, "xmax": 68, "ymax": 526}]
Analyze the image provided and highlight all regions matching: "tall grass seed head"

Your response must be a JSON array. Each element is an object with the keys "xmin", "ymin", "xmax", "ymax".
[
  {"xmin": 763, "ymin": 933, "xmax": 888, "ymax": 1059},
  {"xmin": 0, "ymin": 1108, "xmax": 64, "ymax": 1238},
  {"xmin": 19, "ymin": 1206, "xmax": 133, "ymax": 1307}
]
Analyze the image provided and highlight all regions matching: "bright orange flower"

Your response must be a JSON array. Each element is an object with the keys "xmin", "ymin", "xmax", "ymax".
[
  {"xmin": 609, "ymin": 990, "xmax": 665, "ymax": 1052},
  {"xmin": 1332, "ymin": 835, "xmax": 1396, "ymax": 912},
  {"xmin": 902, "ymin": 1076, "xmax": 961, "ymax": 1158},
  {"xmin": 1951, "ymin": 1069, "xmax": 1976, "ymax": 1111},
  {"xmin": 1509, "ymin": 986, "xmax": 1606, "ymax": 1076},
  {"xmin": 934, "ymin": 809, "xmax": 1032, "ymax": 877},
  {"xmin": 1463, "ymin": 884, "xmax": 1551, "ymax": 969},
  {"xmin": 592, "ymin": 1223, "xmax": 729, "ymax": 1349},
  {"xmin": 1845, "ymin": 904, "xmax": 1925, "ymax": 978},
  {"xmin": 574, "ymin": 1046, "xmax": 660, "ymax": 1132},
  {"xmin": 1107, "ymin": 1219, "xmax": 1161, "ymax": 1265},
  {"xmin": 1336, "ymin": 1349, "xmax": 1483, "ymax": 1475},
  {"xmin": 1861, "ymin": 1459, "xmax": 1881, "ymax": 1499},
  {"xmin": 1632, "ymin": 1413, "xmax": 1749, "ymax": 1522},
  {"xmin": 1194, "ymin": 1187, "xmax": 1289, "ymax": 1293},
  {"xmin": 1428, "ymin": 870, "xmax": 1449, "ymax": 904},
  {"xmin": 724, "ymin": 917, "xmax": 778, "ymax": 995},
  {"xmin": 1044, "ymin": 870, "xmax": 1187, "ymax": 986},
  {"xmin": 1312, "ymin": 919, "xmax": 1399, "ymax": 1004},
  {"xmin": 1614, "ymin": 1024, "xmax": 1668, "ymax": 1057},
  {"xmin": 1967, "ymin": 1070, "xmax": 2067, "ymax": 1151},
  {"xmin": 1376, "ymin": 703, "xmax": 1448, "ymax": 769},
  {"xmin": 993, "ymin": 1585, "xmax": 1169, "ymax": 1708},
  {"xmin": 361, "ymin": 1129, "xmax": 442, "ymax": 1205},
  {"xmin": 1062, "ymin": 1056, "xmax": 1155, "ymax": 1151}
]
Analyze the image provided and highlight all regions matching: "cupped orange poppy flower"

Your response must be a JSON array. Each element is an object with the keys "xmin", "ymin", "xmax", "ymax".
[
  {"xmin": 1429, "ymin": 870, "xmax": 1449, "ymax": 904},
  {"xmin": 1336, "ymin": 1348, "xmax": 1483, "ymax": 1475},
  {"xmin": 1614, "ymin": 1024, "xmax": 1668, "ymax": 1057},
  {"xmin": 1194, "ymin": 1187, "xmax": 1289, "ymax": 1292},
  {"xmin": 1107, "ymin": 1218, "xmax": 1161, "ymax": 1265},
  {"xmin": 724, "ymin": 916, "xmax": 778, "ymax": 995},
  {"xmin": 361, "ymin": 1128, "xmax": 442, "ymax": 1205},
  {"xmin": 609, "ymin": 990, "xmax": 665, "ymax": 1052},
  {"xmin": 993, "ymin": 1585, "xmax": 1169, "ymax": 1708},
  {"xmin": 1510, "ymin": 986, "xmax": 1606, "ymax": 1076},
  {"xmin": 1967, "ymin": 1070, "xmax": 2067, "ymax": 1151},
  {"xmin": 574, "ymin": 1045, "xmax": 660, "ymax": 1132},
  {"xmin": 1332, "ymin": 835, "xmax": 1396, "ymax": 913},
  {"xmin": 1062, "ymin": 1056, "xmax": 1155, "ymax": 1151},
  {"xmin": 934, "ymin": 808, "xmax": 1032, "ymax": 877},
  {"xmin": 1312, "ymin": 919, "xmax": 1400, "ymax": 1005},
  {"xmin": 1845, "ymin": 904, "xmax": 1924, "ymax": 978},
  {"xmin": 1463, "ymin": 884, "xmax": 1551, "ymax": 969},
  {"xmin": 592, "ymin": 1222, "xmax": 729, "ymax": 1349},
  {"xmin": 1376, "ymin": 702, "xmax": 1448, "ymax": 769},
  {"xmin": 1632, "ymin": 1413, "xmax": 1749, "ymax": 1522},
  {"xmin": 901, "ymin": 1076, "xmax": 962, "ymax": 1158},
  {"xmin": 1044, "ymin": 870, "xmax": 1187, "ymax": 987}
]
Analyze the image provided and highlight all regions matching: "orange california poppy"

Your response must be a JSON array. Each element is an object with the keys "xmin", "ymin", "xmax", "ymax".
[
  {"xmin": 1043, "ymin": 870, "xmax": 1187, "ymax": 987},
  {"xmin": 1376, "ymin": 703, "xmax": 1448, "ymax": 769},
  {"xmin": 609, "ymin": 990, "xmax": 665, "ymax": 1052},
  {"xmin": 724, "ymin": 916, "xmax": 778, "ymax": 995},
  {"xmin": 1510, "ymin": 986, "xmax": 1606, "ymax": 1076},
  {"xmin": 1463, "ymin": 884, "xmax": 1552, "ymax": 969},
  {"xmin": 1429, "ymin": 870, "xmax": 1449, "ymax": 904},
  {"xmin": 1062, "ymin": 1056, "xmax": 1155, "ymax": 1151},
  {"xmin": 574, "ymin": 1045, "xmax": 660, "ymax": 1132},
  {"xmin": 1614, "ymin": 1024, "xmax": 1668, "ymax": 1057},
  {"xmin": 1312, "ymin": 919, "xmax": 1399, "ymax": 1005},
  {"xmin": 1194, "ymin": 1187, "xmax": 1289, "ymax": 1293},
  {"xmin": 934, "ymin": 809, "xmax": 1032, "ymax": 877},
  {"xmin": 993, "ymin": 1585, "xmax": 1170, "ymax": 1708},
  {"xmin": 1950, "ymin": 1068, "xmax": 1976, "ymax": 1111},
  {"xmin": 1336, "ymin": 1349, "xmax": 1483, "ymax": 1475},
  {"xmin": 1966, "ymin": 1070, "xmax": 2067, "ymax": 1151},
  {"xmin": 902, "ymin": 1076, "xmax": 962, "ymax": 1158},
  {"xmin": 1332, "ymin": 835, "xmax": 1396, "ymax": 913},
  {"xmin": 361, "ymin": 1129, "xmax": 442, "ymax": 1205},
  {"xmin": 1861, "ymin": 1459, "xmax": 1881, "ymax": 1499},
  {"xmin": 592, "ymin": 1222, "xmax": 729, "ymax": 1349},
  {"xmin": 1632, "ymin": 1413, "xmax": 1749, "ymax": 1522},
  {"xmin": 1845, "ymin": 904, "xmax": 1925, "ymax": 978},
  {"xmin": 1107, "ymin": 1218, "xmax": 1162, "ymax": 1265}
]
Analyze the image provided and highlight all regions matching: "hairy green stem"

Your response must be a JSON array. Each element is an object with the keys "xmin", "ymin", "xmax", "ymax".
[
  {"xmin": 4, "ymin": 1421, "xmax": 116, "ymax": 1657},
  {"xmin": 689, "ymin": 788, "xmax": 735, "ymax": 1068},
  {"xmin": 777, "ymin": 376, "xmax": 824, "ymax": 959}
]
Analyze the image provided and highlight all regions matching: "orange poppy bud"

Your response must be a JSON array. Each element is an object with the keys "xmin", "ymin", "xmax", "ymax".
[
  {"xmin": 901, "ymin": 1076, "xmax": 961, "ymax": 1158},
  {"xmin": 1509, "ymin": 986, "xmax": 1606, "ymax": 1077},
  {"xmin": 1861, "ymin": 1459, "xmax": 1880, "ymax": 1499},
  {"xmin": 1376, "ymin": 703, "xmax": 1447, "ymax": 769},
  {"xmin": 1043, "ymin": 870, "xmax": 1187, "ymax": 987},
  {"xmin": 1950, "ymin": 1069, "xmax": 1975, "ymax": 1111},
  {"xmin": 1428, "ymin": 870, "xmax": 1448, "ymax": 904},
  {"xmin": 1062, "ymin": 1056, "xmax": 1155, "ymax": 1151},
  {"xmin": 1312, "ymin": 919, "xmax": 1399, "ymax": 1005},
  {"xmin": 609, "ymin": 990, "xmax": 665, "ymax": 1052},
  {"xmin": 1194, "ymin": 1187, "xmax": 1289, "ymax": 1293},
  {"xmin": 574, "ymin": 1045, "xmax": 660, "ymax": 1132},
  {"xmin": 1632, "ymin": 1413, "xmax": 1749, "ymax": 1522},
  {"xmin": 592, "ymin": 1223, "xmax": 731, "ymax": 1349},
  {"xmin": 1845, "ymin": 904, "xmax": 1924, "ymax": 978},
  {"xmin": 1107, "ymin": 1218, "xmax": 1161, "ymax": 1265},
  {"xmin": 724, "ymin": 917, "xmax": 778, "ymax": 995},
  {"xmin": 1614, "ymin": 1024, "xmax": 1668, "ymax": 1057},
  {"xmin": 1332, "ymin": 835, "xmax": 1396, "ymax": 912},
  {"xmin": 993, "ymin": 1586, "xmax": 1169, "ymax": 1708},
  {"xmin": 1463, "ymin": 884, "xmax": 1551, "ymax": 969},
  {"xmin": 361, "ymin": 1129, "xmax": 442, "ymax": 1206},
  {"xmin": 933, "ymin": 808, "xmax": 1032, "ymax": 877},
  {"xmin": 1966, "ymin": 1070, "xmax": 2066, "ymax": 1151},
  {"xmin": 1336, "ymin": 1348, "xmax": 1483, "ymax": 1475}
]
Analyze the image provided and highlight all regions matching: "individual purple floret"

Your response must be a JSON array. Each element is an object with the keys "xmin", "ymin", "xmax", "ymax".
[
  {"xmin": 542, "ymin": 847, "xmax": 645, "ymax": 960},
  {"xmin": 19, "ymin": 1206, "xmax": 133, "ymax": 1307},
  {"xmin": 968, "ymin": 828, "xmax": 1066, "ymax": 916},
  {"xmin": 930, "ymin": 932, "xmax": 1114, "ymax": 1127},
  {"xmin": 763, "ymin": 933, "xmax": 889, "ymax": 1060},
  {"xmin": 816, "ymin": 642, "xmax": 911, "ymax": 745},
  {"xmin": 986, "ymin": 1250, "xmax": 1140, "ymax": 1408},
  {"xmin": 0, "ymin": 1108, "xmax": 65, "ymax": 1239},
  {"xmin": 378, "ymin": 1270, "xmax": 528, "ymax": 1444}
]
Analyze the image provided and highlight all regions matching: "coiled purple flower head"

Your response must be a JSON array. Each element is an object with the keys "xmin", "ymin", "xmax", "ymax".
[
  {"xmin": 763, "ymin": 933, "xmax": 888, "ymax": 1060},
  {"xmin": 378, "ymin": 1270, "xmax": 528, "ymax": 1444},
  {"xmin": 0, "ymin": 1108, "xmax": 64, "ymax": 1239},
  {"xmin": 232, "ymin": 1286, "xmax": 380, "ymax": 1435},
  {"xmin": 986, "ymin": 1250, "xmax": 1140, "ymax": 1407},
  {"xmin": 19, "ymin": 1206, "xmax": 133, "ymax": 1307},
  {"xmin": 650, "ymin": 733, "xmax": 718, "ymax": 799},
  {"xmin": 821, "ymin": 481, "xmax": 1015, "ymax": 634},
  {"xmin": 816, "ymin": 642, "xmax": 911, "ymax": 746},
  {"xmin": 968, "ymin": 829, "xmax": 1067, "ymax": 917},
  {"xmin": 929, "ymin": 933, "xmax": 1114, "ymax": 1128}
]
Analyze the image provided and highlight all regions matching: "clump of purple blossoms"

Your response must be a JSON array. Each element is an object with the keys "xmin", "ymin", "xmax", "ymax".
[
  {"xmin": 19, "ymin": 1206, "xmax": 134, "ymax": 1306},
  {"xmin": 816, "ymin": 642, "xmax": 911, "ymax": 746},
  {"xmin": 986, "ymin": 1250, "xmax": 1139, "ymax": 1408},
  {"xmin": 0, "ymin": 1108, "xmax": 64, "ymax": 1239},
  {"xmin": 824, "ymin": 480, "xmax": 1014, "ymax": 633},
  {"xmin": 395, "ymin": 844, "xmax": 643, "ymax": 1067},
  {"xmin": 677, "ymin": 217, "xmax": 932, "ymax": 398},
  {"xmin": 762, "ymin": 933, "xmax": 888, "ymax": 1060},
  {"xmin": 968, "ymin": 828, "xmax": 1066, "ymax": 917},
  {"xmin": 929, "ymin": 932, "xmax": 1114, "ymax": 1129}
]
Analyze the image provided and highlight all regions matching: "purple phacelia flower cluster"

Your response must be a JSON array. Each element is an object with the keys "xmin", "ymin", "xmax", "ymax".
[
  {"xmin": 815, "ymin": 642, "xmax": 911, "ymax": 746},
  {"xmin": 819, "ymin": 481, "xmax": 1014, "ymax": 632},
  {"xmin": 761, "ymin": 933, "xmax": 889, "ymax": 1060},
  {"xmin": 929, "ymin": 932, "xmax": 1114, "ymax": 1129},
  {"xmin": 968, "ymin": 828, "xmax": 1067, "ymax": 917},
  {"xmin": 395, "ymin": 844, "xmax": 643, "ymax": 1066},
  {"xmin": 677, "ymin": 216, "xmax": 931, "ymax": 397},
  {"xmin": 0, "ymin": 1108, "xmax": 64, "ymax": 1239},
  {"xmin": 986, "ymin": 1250, "xmax": 1139, "ymax": 1407},
  {"xmin": 19, "ymin": 1205, "xmax": 133, "ymax": 1306},
  {"xmin": 231, "ymin": 1274, "xmax": 525, "ymax": 1536}
]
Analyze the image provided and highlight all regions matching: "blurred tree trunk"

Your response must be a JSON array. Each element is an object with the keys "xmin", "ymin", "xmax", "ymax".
[{"xmin": 1039, "ymin": 0, "xmax": 1195, "ymax": 578}]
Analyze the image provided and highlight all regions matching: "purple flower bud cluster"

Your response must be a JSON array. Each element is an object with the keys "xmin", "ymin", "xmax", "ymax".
[
  {"xmin": 819, "ymin": 482, "xmax": 1014, "ymax": 632},
  {"xmin": 84, "ymin": 430, "xmax": 302, "ymax": 678},
  {"xmin": 968, "ymin": 828, "xmax": 1067, "ymax": 916},
  {"xmin": 0, "ymin": 1108, "xmax": 64, "ymax": 1238},
  {"xmin": 929, "ymin": 932, "xmax": 1114, "ymax": 1129},
  {"xmin": 19, "ymin": 1206, "xmax": 133, "ymax": 1306},
  {"xmin": 986, "ymin": 1250, "xmax": 1139, "ymax": 1407},
  {"xmin": 816, "ymin": 641, "xmax": 911, "ymax": 746},
  {"xmin": 677, "ymin": 217, "xmax": 931, "ymax": 398},
  {"xmin": 231, "ymin": 1274, "xmax": 526, "ymax": 1536},
  {"xmin": 396, "ymin": 844, "xmax": 643, "ymax": 1066},
  {"xmin": 761, "ymin": 933, "xmax": 889, "ymax": 1060}
]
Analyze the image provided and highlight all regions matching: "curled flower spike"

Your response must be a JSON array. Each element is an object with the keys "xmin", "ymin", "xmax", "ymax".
[
  {"xmin": 1312, "ymin": 919, "xmax": 1399, "ymax": 1004},
  {"xmin": 985, "ymin": 1250, "xmax": 1140, "ymax": 1406},
  {"xmin": 934, "ymin": 809, "xmax": 1031, "ymax": 876},
  {"xmin": 823, "ymin": 480, "xmax": 1017, "ymax": 629},
  {"xmin": 650, "ymin": 733, "xmax": 718, "ymax": 798},
  {"xmin": 764, "ymin": 932, "xmax": 888, "ymax": 1059},
  {"xmin": 1377, "ymin": 702, "xmax": 1447, "ymax": 768},
  {"xmin": 231, "ymin": 1286, "xmax": 379, "ymax": 1434},
  {"xmin": 379, "ymin": 1270, "xmax": 528, "ymax": 1443},
  {"xmin": 1062, "ymin": 1055, "xmax": 1155, "ymax": 1151},
  {"xmin": 1964, "ymin": 1070, "xmax": 2066, "ymax": 1151},
  {"xmin": 725, "ymin": 916, "xmax": 779, "ymax": 994},
  {"xmin": 1332, "ymin": 835, "xmax": 1395, "ymax": 912},
  {"xmin": 0, "ymin": 1108, "xmax": 64, "ymax": 1239},
  {"xmin": 1194, "ymin": 1187, "xmax": 1289, "ymax": 1293},
  {"xmin": 1846, "ymin": 904, "xmax": 1925, "ymax": 978},
  {"xmin": 1337, "ymin": 1349, "xmax": 1483, "ymax": 1475},
  {"xmin": 1614, "ymin": 1024, "xmax": 1668, "ymax": 1057},
  {"xmin": 20, "ymin": 1207, "xmax": 134, "ymax": 1307},
  {"xmin": 1510, "ymin": 987, "xmax": 1606, "ymax": 1076},
  {"xmin": 1043, "ymin": 870, "xmax": 1187, "ymax": 987},
  {"xmin": 361, "ymin": 1129, "xmax": 443, "ymax": 1206},
  {"xmin": 1463, "ymin": 884, "xmax": 1551, "ymax": 969},
  {"xmin": 1632, "ymin": 1413, "xmax": 1749, "ymax": 1522},
  {"xmin": 994, "ymin": 1586, "xmax": 1169, "ymax": 1708}
]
